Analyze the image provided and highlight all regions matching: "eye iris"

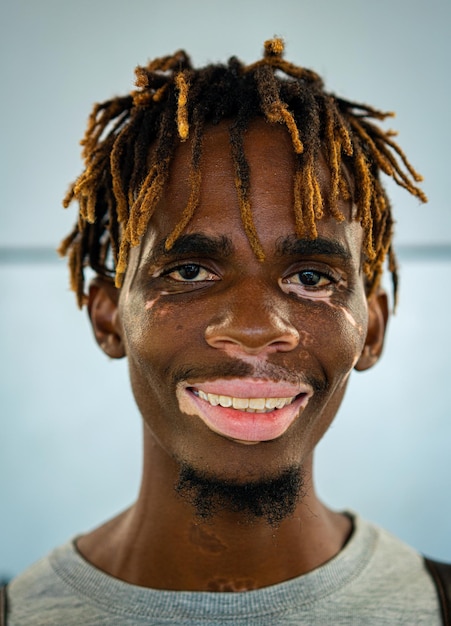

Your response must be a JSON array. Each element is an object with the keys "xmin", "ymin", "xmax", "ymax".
[
  {"xmin": 179, "ymin": 264, "xmax": 201, "ymax": 280},
  {"xmin": 300, "ymin": 271, "xmax": 320, "ymax": 285}
]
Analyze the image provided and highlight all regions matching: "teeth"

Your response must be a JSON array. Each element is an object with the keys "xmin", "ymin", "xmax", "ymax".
[
  {"xmin": 249, "ymin": 397, "xmax": 265, "ymax": 410},
  {"xmin": 219, "ymin": 395, "xmax": 233, "ymax": 408},
  {"xmin": 264, "ymin": 397, "xmax": 280, "ymax": 410},
  {"xmin": 232, "ymin": 397, "xmax": 249, "ymax": 410},
  {"xmin": 196, "ymin": 389, "xmax": 295, "ymax": 412}
]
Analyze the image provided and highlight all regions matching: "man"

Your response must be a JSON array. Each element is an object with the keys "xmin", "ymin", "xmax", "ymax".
[{"xmin": 5, "ymin": 39, "xmax": 447, "ymax": 624}]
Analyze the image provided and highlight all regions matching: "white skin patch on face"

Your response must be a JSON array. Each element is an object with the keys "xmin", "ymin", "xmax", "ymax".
[
  {"xmin": 176, "ymin": 383, "xmax": 199, "ymax": 418},
  {"xmin": 222, "ymin": 351, "xmax": 272, "ymax": 365},
  {"xmin": 334, "ymin": 304, "xmax": 363, "ymax": 334},
  {"xmin": 176, "ymin": 383, "xmax": 261, "ymax": 445},
  {"xmin": 284, "ymin": 289, "xmax": 365, "ymax": 337},
  {"xmin": 145, "ymin": 292, "xmax": 170, "ymax": 310},
  {"xmin": 298, "ymin": 330, "xmax": 314, "ymax": 347},
  {"xmin": 175, "ymin": 377, "xmax": 313, "ymax": 445},
  {"xmin": 284, "ymin": 287, "xmax": 333, "ymax": 302},
  {"xmin": 145, "ymin": 297, "xmax": 160, "ymax": 310}
]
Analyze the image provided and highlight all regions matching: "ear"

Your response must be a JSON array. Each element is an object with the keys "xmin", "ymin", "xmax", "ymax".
[
  {"xmin": 87, "ymin": 277, "xmax": 126, "ymax": 359},
  {"xmin": 354, "ymin": 289, "xmax": 389, "ymax": 372}
]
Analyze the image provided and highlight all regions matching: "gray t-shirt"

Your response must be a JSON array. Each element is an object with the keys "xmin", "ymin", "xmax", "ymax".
[{"xmin": 7, "ymin": 514, "xmax": 441, "ymax": 625}]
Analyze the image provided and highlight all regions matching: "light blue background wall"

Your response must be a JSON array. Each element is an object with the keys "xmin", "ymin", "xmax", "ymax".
[{"xmin": 1, "ymin": 0, "xmax": 450, "ymax": 579}]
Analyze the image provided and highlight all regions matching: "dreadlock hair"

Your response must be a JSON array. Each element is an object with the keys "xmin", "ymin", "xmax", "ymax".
[{"xmin": 59, "ymin": 38, "xmax": 426, "ymax": 308}]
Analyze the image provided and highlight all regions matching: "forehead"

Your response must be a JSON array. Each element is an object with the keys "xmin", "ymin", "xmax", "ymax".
[{"xmin": 139, "ymin": 118, "xmax": 362, "ymax": 260}]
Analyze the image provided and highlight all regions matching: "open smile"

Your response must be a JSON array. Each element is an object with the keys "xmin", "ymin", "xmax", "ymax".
[
  {"xmin": 192, "ymin": 389, "xmax": 297, "ymax": 413},
  {"xmin": 177, "ymin": 379, "xmax": 313, "ymax": 444}
]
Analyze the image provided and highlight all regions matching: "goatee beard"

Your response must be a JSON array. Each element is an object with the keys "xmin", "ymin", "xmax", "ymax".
[{"xmin": 175, "ymin": 464, "xmax": 306, "ymax": 527}]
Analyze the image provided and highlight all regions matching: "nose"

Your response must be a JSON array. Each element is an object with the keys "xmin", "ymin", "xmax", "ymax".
[{"xmin": 204, "ymin": 286, "xmax": 300, "ymax": 356}]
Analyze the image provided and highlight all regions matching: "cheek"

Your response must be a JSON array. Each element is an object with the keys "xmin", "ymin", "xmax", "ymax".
[
  {"xmin": 121, "ymin": 290, "xmax": 189, "ymax": 369},
  {"xmin": 119, "ymin": 293, "xmax": 196, "ymax": 440},
  {"xmin": 327, "ymin": 300, "xmax": 368, "ymax": 372},
  {"xmin": 292, "ymin": 295, "xmax": 368, "ymax": 375},
  {"xmin": 122, "ymin": 293, "xmax": 218, "ymax": 421}
]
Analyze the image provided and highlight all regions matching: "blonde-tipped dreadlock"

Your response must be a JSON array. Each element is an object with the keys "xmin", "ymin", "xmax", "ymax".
[{"xmin": 60, "ymin": 38, "xmax": 426, "ymax": 308}]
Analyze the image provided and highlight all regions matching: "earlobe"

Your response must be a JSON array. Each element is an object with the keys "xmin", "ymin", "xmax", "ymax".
[
  {"xmin": 88, "ymin": 277, "xmax": 126, "ymax": 359},
  {"xmin": 354, "ymin": 289, "xmax": 389, "ymax": 372}
]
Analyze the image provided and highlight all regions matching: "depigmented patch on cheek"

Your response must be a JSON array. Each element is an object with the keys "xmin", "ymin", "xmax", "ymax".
[
  {"xmin": 298, "ymin": 330, "xmax": 314, "ymax": 347},
  {"xmin": 144, "ymin": 293, "xmax": 182, "ymax": 322},
  {"xmin": 145, "ymin": 297, "xmax": 159, "ymax": 310},
  {"xmin": 286, "ymin": 289, "xmax": 365, "ymax": 337},
  {"xmin": 145, "ymin": 292, "xmax": 169, "ymax": 310},
  {"xmin": 334, "ymin": 304, "xmax": 364, "ymax": 335}
]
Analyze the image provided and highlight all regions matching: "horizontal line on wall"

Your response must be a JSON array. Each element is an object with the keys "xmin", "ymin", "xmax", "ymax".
[
  {"xmin": 0, "ymin": 244, "xmax": 451, "ymax": 264},
  {"xmin": 0, "ymin": 247, "xmax": 61, "ymax": 264},
  {"xmin": 396, "ymin": 244, "xmax": 451, "ymax": 261}
]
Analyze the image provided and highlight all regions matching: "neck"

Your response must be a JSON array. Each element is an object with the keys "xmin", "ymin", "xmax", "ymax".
[{"xmin": 77, "ymin": 430, "xmax": 352, "ymax": 591}]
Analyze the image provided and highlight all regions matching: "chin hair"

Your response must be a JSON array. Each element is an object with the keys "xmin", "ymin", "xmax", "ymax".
[{"xmin": 175, "ymin": 463, "xmax": 306, "ymax": 527}]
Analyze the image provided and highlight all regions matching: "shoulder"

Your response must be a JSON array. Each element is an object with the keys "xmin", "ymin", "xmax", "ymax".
[
  {"xmin": 337, "ymin": 515, "xmax": 444, "ymax": 624},
  {"xmin": 6, "ymin": 541, "xmax": 90, "ymax": 625},
  {"xmin": 5, "ymin": 540, "xmax": 173, "ymax": 625}
]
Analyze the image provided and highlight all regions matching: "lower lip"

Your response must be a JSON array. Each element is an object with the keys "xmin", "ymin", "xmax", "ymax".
[{"xmin": 185, "ymin": 389, "xmax": 309, "ymax": 443}]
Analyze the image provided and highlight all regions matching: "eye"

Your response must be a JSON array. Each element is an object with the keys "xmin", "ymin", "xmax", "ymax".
[
  {"xmin": 285, "ymin": 269, "xmax": 334, "ymax": 288},
  {"xmin": 162, "ymin": 263, "xmax": 218, "ymax": 282}
]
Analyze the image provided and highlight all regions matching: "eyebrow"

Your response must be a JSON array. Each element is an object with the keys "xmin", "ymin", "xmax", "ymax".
[
  {"xmin": 276, "ymin": 236, "xmax": 352, "ymax": 261},
  {"xmin": 145, "ymin": 233, "xmax": 234, "ymax": 266},
  {"xmin": 144, "ymin": 232, "xmax": 352, "ymax": 268}
]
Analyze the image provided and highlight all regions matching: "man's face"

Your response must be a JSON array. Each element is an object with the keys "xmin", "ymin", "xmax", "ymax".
[{"xmin": 105, "ymin": 119, "xmax": 385, "ymax": 489}]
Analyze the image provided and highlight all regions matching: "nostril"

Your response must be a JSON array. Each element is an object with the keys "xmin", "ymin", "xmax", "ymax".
[
  {"xmin": 204, "ymin": 325, "xmax": 299, "ymax": 355},
  {"xmin": 204, "ymin": 294, "xmax": 300, "ymax": 355}
]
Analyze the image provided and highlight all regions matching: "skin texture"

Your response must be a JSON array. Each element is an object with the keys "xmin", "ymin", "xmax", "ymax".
[{"xmin": 78, "ymin": 119, "xmax": 388, "ymax": 591}]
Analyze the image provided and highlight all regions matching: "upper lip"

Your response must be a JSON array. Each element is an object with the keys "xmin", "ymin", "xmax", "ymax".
[{"xmin": 181, "ymin": 377, "xmax": 313, "ymax": 399}]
